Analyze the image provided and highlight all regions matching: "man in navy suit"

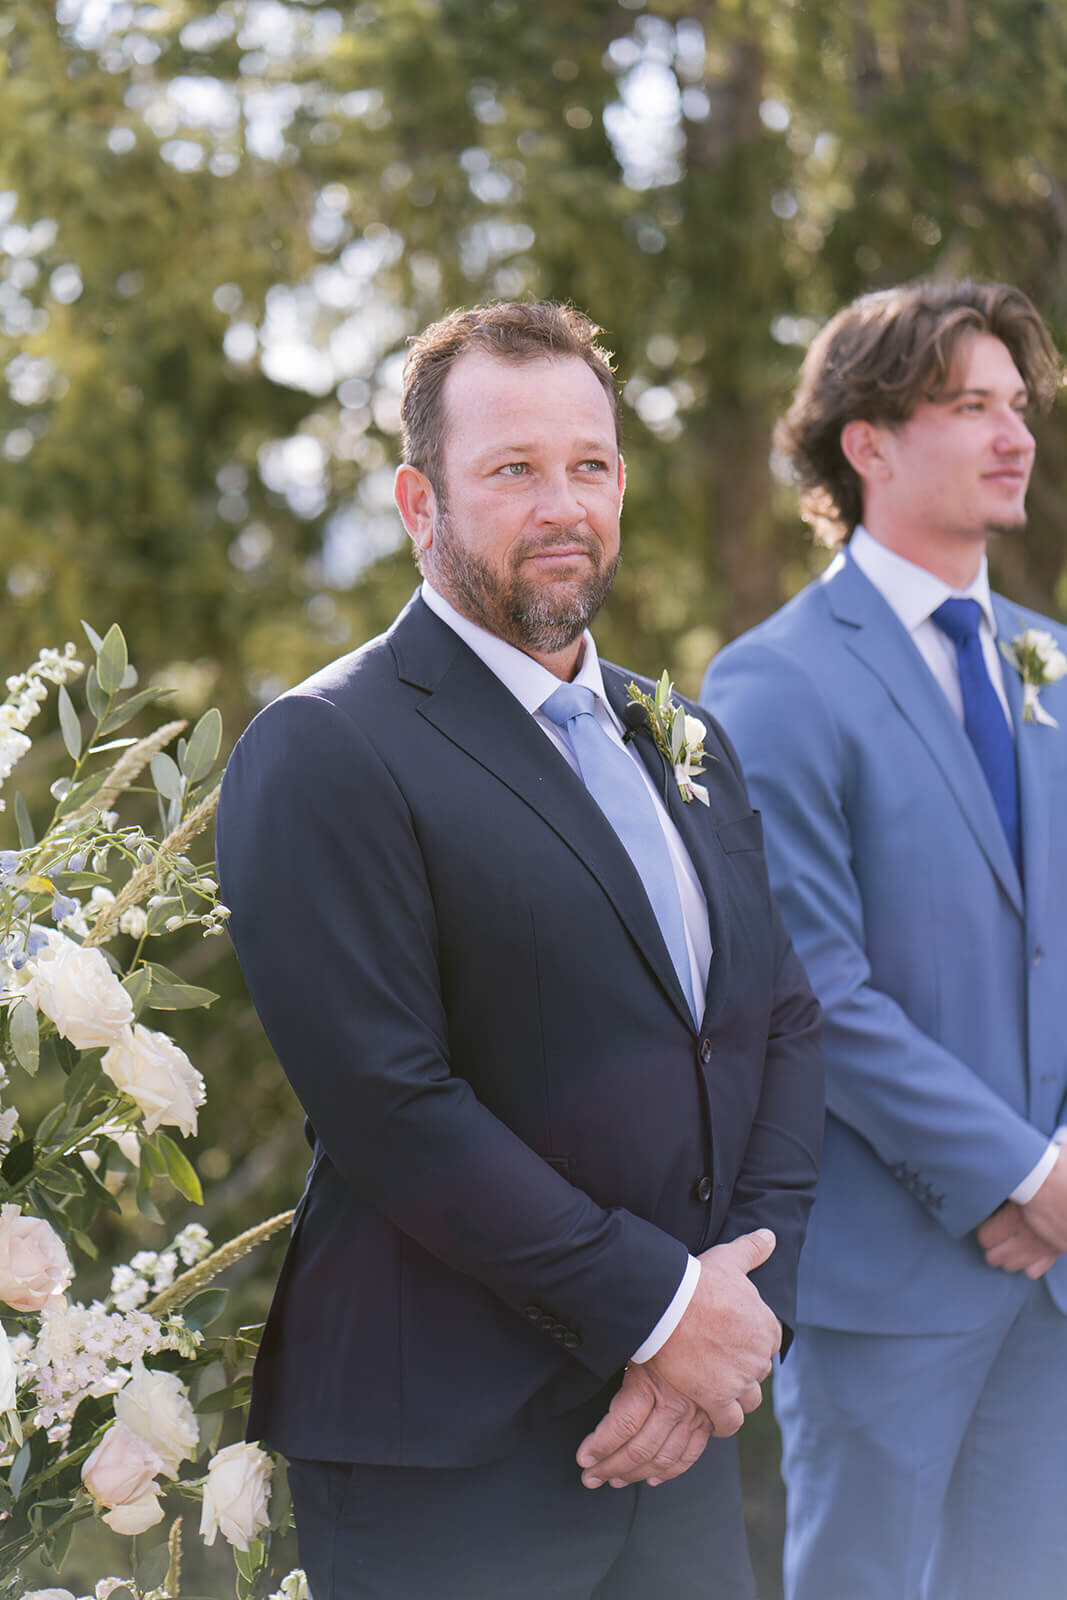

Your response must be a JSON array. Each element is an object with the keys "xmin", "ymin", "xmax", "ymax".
[
  {"xmin": 217, "ymin": 300, "xmax": 823, "ymax": 1598},
  {"xmin": 703, "ymin": 281, "xmax": 1067, "ymax": 1600}
]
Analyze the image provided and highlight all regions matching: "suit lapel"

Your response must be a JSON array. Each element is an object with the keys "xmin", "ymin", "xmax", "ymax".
[
  {"xmin": 600, "ymin": 666, "xmax": 731, "ymax": 1025},
  {"xmin": 828, "ymin": 557, "xmax": 1023, "ymax": 917},
  {"xmin": 390, "ymin": 598, "xmax": 695, "ymax": 1029},
  {"xmin": 994, "ymin": 596, "xmax": 1051, "ymax": 936}
]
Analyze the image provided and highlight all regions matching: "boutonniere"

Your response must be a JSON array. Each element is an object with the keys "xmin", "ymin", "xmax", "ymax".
[
  {"xmin": 625, "ymin": 670, "xmax": 712, "ymax": 805},
  {"xmin": 999, "ymin": 625, "xmax": 1067, "ymax": 727}
]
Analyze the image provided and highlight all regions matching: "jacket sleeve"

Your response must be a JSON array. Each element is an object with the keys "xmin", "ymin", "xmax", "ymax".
[
  {"xmin": 216, "ymin": 688, "xmax": 688, "ymax": 1379},
  {"xmin": 702, "ymin": 640, "xmax": 1048, "ymax": 1238}
]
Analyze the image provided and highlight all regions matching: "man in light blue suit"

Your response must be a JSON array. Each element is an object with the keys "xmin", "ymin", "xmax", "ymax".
[{"xmin": 702, "ymin": 280, "xmax": 1067, "ymax": 1600}]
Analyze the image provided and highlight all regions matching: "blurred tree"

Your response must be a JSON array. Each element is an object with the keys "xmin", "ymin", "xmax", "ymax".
[{"xmin": 4, "ymin": 1, "xmax": 1067, "ymax": 1590}]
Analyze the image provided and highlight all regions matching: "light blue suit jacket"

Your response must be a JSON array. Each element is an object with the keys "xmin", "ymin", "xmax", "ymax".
[{"xmin": 702, "ymin": 552, "xmax": 1067, "ymax": 1333}]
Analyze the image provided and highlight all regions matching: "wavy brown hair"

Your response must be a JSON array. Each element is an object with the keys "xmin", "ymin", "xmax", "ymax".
[
  {"xmin": 400, "ymin": 300, "xmax": 620, "ymax": 502},
  {"xmin": 775, "ymin": 280, "xmax": 1062, "ymax": 546}
]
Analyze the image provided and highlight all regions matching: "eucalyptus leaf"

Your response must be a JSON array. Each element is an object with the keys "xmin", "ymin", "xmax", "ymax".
[
  {"xmin": 97, "ymin": 623, "xmax": 128, "ymax": 696},
  {"xmin": 151, "ymin": 751, "xmax": 183, "ymax": 801},
  {"xmin": 86, "ymin": 665, "xmax": 109, "ymax": 721},
  {"xmin": 182, "ymin": 1286, "xmax": 229, "ymax": 1333},
  {"xmin": 181, "ymin": 707, "xmax": 223, "ymax": 784},
  {"xmin": 96, "ymin": 684, "xmax": 171, "ymax": 738},
  {"xmin": 57, "ymin": 684, "xmax": 82, "ymax": 762},
  {"xmin": 81, "ymin": 619, "xmax": 104, "ymax": 655},
  {"xmin": 194, "ymin": 1374, "xmax": 252, "ymax": 1411},
  {"xmin": 14, "ymin": 792, "xmax": 34, "ymax": 848},
  {"xmin": 122, "ymin": 967, "xmax": 153, "ymax": 1017},
  {"xmin": 8, "ymin": 998, "xmax": 39, "ymax": 1075},
  {"xmin": 36, "ymin": 1162, "xmax": 86, "ymax": 1198},
  {"xmin": 8, "ymin": 1440, "xmax": 31, "ymax": 1500},
  {"xmin": 55, "ymin": 768, "xmax": 108, "ymax": 818},
  {"xmin": 142, "ymin": 962, "xmax": 219, "ymax": 1009}
]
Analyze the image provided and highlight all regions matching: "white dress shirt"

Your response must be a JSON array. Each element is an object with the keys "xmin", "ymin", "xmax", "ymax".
[
  {"xmin": 420, "ymin": 580, "xmax": 703, "ymax": 1358},
  {"xmin": 848, "ymin": 528, "xmax": 1063, "ymax": 1202}
]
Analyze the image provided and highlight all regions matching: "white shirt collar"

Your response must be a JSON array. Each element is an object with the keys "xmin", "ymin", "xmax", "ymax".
[
  {"xmin": 849, "ymin": 525, "xmax": 998, "ymax": 637},
  {"xmin": 420, "ymin": 579, "xmax": 610, "ymax": 716}
]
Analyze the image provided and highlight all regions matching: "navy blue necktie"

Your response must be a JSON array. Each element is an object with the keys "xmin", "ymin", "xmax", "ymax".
[
  {"xmin": 541, "ymin": 683, "xmax": 698, "ymax": 1020},
  {"xmin": 931, "ymin": 598, "xmax": 1020, "ymax": 869}
]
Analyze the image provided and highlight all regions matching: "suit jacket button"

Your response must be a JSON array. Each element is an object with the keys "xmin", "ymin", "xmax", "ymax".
[
  {"xmin": 523, "ymin": 1305, "xmax": 542, "ymax": 1322},
  {"xmin": 699, "ymin": 1038, "xmax": 712, "ymax": 1064},
  {"xmin": 695, "ymin": 1176, "xmax": 713, "ymax": 1202},
  {"xmin": 562, "ymin": 1332, "xmax": 580, "ymax": 1349}
]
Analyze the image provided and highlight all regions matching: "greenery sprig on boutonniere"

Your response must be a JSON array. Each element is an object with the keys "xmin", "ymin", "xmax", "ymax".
[
  {"xmin": 625, "ymin": 671, "xmax": 712, "ymax": 805},
  {"xmin": 1000, "ymin": 625, "xmax": 1067, "ymax": 727}
]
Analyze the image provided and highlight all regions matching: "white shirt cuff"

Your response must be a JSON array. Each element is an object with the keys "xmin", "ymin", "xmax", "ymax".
[
  {"xmin": 1011, "ymin": 1127, "xmax": 1067, "ymax": 1204},
  {"xmin": 630, "ymin": 1255, "xmax": 701, "ymax": 1363}
]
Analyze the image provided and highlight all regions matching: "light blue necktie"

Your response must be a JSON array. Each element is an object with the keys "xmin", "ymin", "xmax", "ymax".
[
  {"xmin": 931, "ymin": 598, "xmax": 1021, "ymax": 871},
  {"xmin": 541, "ymin": 683, "xmax": 698, "ymax": 1020}
]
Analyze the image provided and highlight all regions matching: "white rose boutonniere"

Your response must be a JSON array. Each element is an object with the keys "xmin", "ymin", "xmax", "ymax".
[
  {"xmin": 1000, "ymin": 625, "xmax": 1067, "ymax": 726},
  {"xmin": 626, "ymin": 671, "xmax": 712, "ymax": 805}
]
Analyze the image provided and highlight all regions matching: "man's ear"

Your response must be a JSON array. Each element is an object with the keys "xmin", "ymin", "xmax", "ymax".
[
  {"xmin": 394, "ymin": 464, "xmax": 437, "ymax": 555},
  {"xmin": 617, "ymin": 454, "xmax": 626, "ymax": 509},
  {"xmin": 840, "ymin": 419, "xmax": 892, "ymax": 483}
]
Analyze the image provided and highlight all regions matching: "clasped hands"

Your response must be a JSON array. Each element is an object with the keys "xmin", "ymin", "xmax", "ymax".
[
  {"xmin": 576, "ymin": 1228, "xmax": 780, "ymax": 1492},
  {"xmin": 978, "ymin": 1144, "xmax": 1067, "ymax": 1279}
]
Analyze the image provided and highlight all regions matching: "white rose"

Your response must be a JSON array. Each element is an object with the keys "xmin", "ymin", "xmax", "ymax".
[
  {"xmin": 23, "ymin": 932, "xmax": 133, "ymax": 1050},
  {"xmin": 114, "ymin": 1359, "xmax": 198, "ymax": 1478},
  {"xmin": 101, "ymin": 1024, "xmax": 205, "ymax": 1137},
  {"xmin": 19, "ymin": 1590, "xmax": 78, "ymax": 1600},
  {"xmin": 82, "ymin": 1421, "xmax": 163, "ymax": 1513},
  {"xmin": 200, "ymin": 1441, "xmax": 272, "ymax": 1551},
  {"xmin": 683, "ymin": 714, "xmax": 706, "ymax": 748},
  {"xmin": 102, "ymin": 1489, "xmax": 164, "ymax": 1536},
  {"xmin": 0, "ymin": 1206, "xmax": 73, "ymax": 1311}
]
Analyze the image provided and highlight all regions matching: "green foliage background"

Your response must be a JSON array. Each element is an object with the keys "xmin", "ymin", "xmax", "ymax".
[{"xmin": 3, "ymin": 0, "xmax": 1066, "ymax": 1591}]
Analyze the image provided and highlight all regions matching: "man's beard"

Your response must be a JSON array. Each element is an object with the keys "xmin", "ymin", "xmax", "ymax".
[{"xmin": 428, "ymin": 511, "xmax": 620, "ymax": 654}]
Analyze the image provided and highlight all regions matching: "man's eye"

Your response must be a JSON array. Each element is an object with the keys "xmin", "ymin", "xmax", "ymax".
[
  {"xmin": 579, "ymin": 460, "xmax": 608, "ymax": 472},
  {"xmin": 499, "ymin": 463, "xmax": 527, "ymax": 476}
]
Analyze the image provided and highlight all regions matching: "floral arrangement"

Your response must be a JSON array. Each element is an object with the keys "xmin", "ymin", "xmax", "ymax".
[
  {"xmin": 625, "ymin": 671, "xmax": 711, "ymax": 805},
  {"xmin": 1000, "ymin": 624, "xmax": 1067, "ymax": 726},
  {"xmin": 0, "ymin": 627, "xmax": 298, "ymax": 1599}
]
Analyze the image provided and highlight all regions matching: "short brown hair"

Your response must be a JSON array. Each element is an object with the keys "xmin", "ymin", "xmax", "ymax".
[
  {"xmin": 776, "ymin": 280, "xmax": 1062, "ymax": 545},
  {"xmin": 400, "ymin": 300, "xmax": 620, "ymax": 497}
]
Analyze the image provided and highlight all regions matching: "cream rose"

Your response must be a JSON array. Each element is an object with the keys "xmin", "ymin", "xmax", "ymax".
[
  {"xmin": 683, "ymin": 713, "xmax": 706, "ymax": 748},
  {"xmin": 19, "ymin": 1590, "xmax": 78, "ymax": 1600},
  {"xmin": 82, "ymin": 1422, "xmax": 165, "ymax": 1537},
  {"xmin": 24, "ymin": 931, "xmax": 133, "ymax": 1050},
  {"xmin": 114, "ymin": 1359, "xmax": 198, "ymax": 1478},
  {"xmin": 101, "ymin": 1024, "xmax": 205, "ymax": 1137},
  {"xmin": 200, "ymin": 1441, "xmax": 272, "ymax": 1551},
  {"xmin": 0, "ymin": 1206, "xmax": 73, "ymax": 1312}
]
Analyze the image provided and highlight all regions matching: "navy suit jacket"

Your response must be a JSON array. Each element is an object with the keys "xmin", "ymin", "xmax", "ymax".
[{"xmin": 216, "ymin": 593, "xmax": 823, "ymax": 1465}]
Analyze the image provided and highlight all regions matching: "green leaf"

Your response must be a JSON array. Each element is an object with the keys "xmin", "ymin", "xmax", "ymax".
[
  {"xmin": 36, "ymin": 1162, "xmax": 86, "ymax": 1198},
  {"xmin": 44, "ymin": 1510, "xmax": 75, "ymax": 1572},
  {"xmin": 145, "ymin": 897, "xmax": 183, "ymax": 936},
  {"xmin": 97, "ymin": 623, "xmax": 128, "ymax": 696},
  {"xmin": 97, "ymin": 684, "xmax": 172, "ymax": 738},
  {"xmin": 194, "ymin": 1373, "xmax": 252, "ymax": 1411},
  {"xmin": 55, "ymin": 768, "xmax": 109, "ymax": 819},
  {"xmin": 180, "ymin": 707, "xmax": 223, "ymax": 784},
  {"xmin": 142, "ymin": 962, "xmax": 218, "ymax": 1010},
  {"xmin": 670, "ymin": 710, "xmax": 685, "ymax": 760},
  {"xmin": 155, "ymin": 1130, "xmax": 203, "ymax": 1203},
  {"xmin": 86, "ymin": 665, "xmax": 109, "ymax": 721},
  {"xmin": 57, "ymin": 683, "xmax": 82, "ymax": 762},
  {"xmin": 14, "ymin": 792, "xmax": 34, "ymax": 848},
  {"xmin": 123, "ymin": 967, "xmax": 153, "ymax": 1017},
  {"xmin": 88, "ymin": 736, "xmax": 138, "ymax": 754},
  {"xmin": 81, "ymin": 619, "xmax": 104, "ymax": 654},
  {"xmin": 182, "ymin": 1286, "xmax": 229, "ymax": 1333},
  {"xmin": 136, "ymin": 1161, "xmax": 164, "ymax": 1223},
  {"xmin": 70, "ymin": 1226, "xmax": 101, "ymax": 1257},
  {"xmin": 151, "ymin": 751, "xmax": 184, "ymax": 801},
  {"xmin": 8, "ymin": 998, "xmax": 39, "ymax": 1075},
  {"xmin": 140, "ymin": 1138, "xmax": 167, "ymax": 1178},
  {"xmin": 121, "ymin": 663, "xmax": 138, "ymax": 690},
  {"xmin": 1, "ymin": 1137, "xmax": 34, "ymax": 1185},
  {"xmin": 63, "ymin": 1052, "xmax": 103, "ymax": 1111},
  {"xmin": 8, "ymin": 1440, "xmax": 31, "ymax": 1500}
]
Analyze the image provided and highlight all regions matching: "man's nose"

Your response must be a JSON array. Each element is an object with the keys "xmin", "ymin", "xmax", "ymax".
[
  {"xmin": 996, "ymin": 408, "xmax": 1035, "ymax": 454},
  {"xmin": 535, "ymin": 470, "xmax": 586, "ymax": 525}
]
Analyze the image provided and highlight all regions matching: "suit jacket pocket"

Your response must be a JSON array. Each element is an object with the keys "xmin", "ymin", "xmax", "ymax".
[{"xmin": 716, "ymin": 812, "xmax": 763, "ymax": 854}]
